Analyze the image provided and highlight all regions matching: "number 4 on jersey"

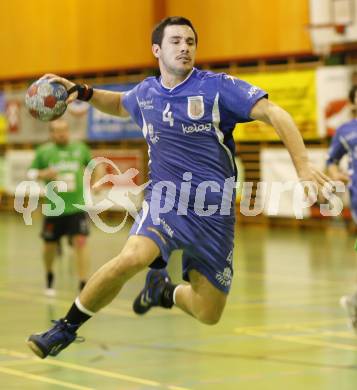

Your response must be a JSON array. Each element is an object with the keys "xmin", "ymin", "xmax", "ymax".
[{"xmin": 163, "ymin": 103, "xmax": 174, "ymax": 127}]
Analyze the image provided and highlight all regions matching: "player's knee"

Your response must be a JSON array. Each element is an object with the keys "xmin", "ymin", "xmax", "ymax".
[{"xmin": 197, "ymin": 309, "xmax": 223, "ymax": 325}]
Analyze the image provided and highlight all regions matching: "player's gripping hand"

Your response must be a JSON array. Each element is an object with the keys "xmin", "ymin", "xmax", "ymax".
[
  {"xmin": 297, "ymin": 164, "xmax": 335, "ymax": 204},
  {"xmin": 39, "ymin": 74, "xmax": 77, "ymax": 104},
  {"xmin": 327, "ymin": 167, "xmax": 349, "ymax": 184},
  {"xmin": 331, "ymin": 172, "xmax": 349, "ymax": 184}
]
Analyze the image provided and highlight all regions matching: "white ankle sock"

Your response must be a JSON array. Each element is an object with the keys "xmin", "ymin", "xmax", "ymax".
[
  {"xmin": 172, "ymin": 285, "xmax": 180, "ymax": 305},
  {"xmin": 75, "ymin": 297, "xmax": 95, "ymax": 317}
]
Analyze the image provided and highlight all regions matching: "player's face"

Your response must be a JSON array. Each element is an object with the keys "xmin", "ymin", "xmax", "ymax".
[
  {"xmin": 154, "ymin": 25, "xmax": 196, "ymax": 76},
  {"xmin": 50, "ymin": 120, "xmax": 70, "ymax": 145}
]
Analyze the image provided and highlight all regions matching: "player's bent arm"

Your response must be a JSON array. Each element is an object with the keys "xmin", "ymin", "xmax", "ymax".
[
  {"xmin": 41, "ymin": 74, "xmax": 130, "ymax": 118},
  {"xmin": 90, "ymin": 90, "xmax": 129, "ymax": 117},
  {"xmin": 250, "ymin": 98, "xmax": 310, "ymax": 176}
]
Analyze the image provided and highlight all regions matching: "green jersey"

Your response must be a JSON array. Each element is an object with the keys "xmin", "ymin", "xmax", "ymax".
[{"xmin": 31, "ymin": 142, "xmax": 92, "ymax": 215}]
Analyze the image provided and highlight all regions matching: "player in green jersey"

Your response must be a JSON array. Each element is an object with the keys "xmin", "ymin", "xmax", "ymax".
[{"xmin": 28, "ymin": 119, "xmax": 92, "ymax": 296}]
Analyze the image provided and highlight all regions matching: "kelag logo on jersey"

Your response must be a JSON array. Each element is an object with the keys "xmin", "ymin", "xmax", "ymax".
[
  {"xmin": 182, "ymin": 123, "xmax": 212, "ymax": 134},
  {"xmin": 187, "ymin": 96, "xmax": 204, "ymax": 120}
]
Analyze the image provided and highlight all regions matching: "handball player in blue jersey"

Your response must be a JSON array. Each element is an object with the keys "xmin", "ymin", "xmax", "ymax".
[
  {"xmin": 327, "ymin": 85, "xmax": 357, "ymax": 333},
  {"xmin": 27, "ymin": 16, "xmax": 332, "ymax": 358}
]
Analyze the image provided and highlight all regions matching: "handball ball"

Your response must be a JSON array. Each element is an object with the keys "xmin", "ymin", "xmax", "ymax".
[{"xmin": 25, "ymin": 80, "xmax": 68, "ymax": 121}]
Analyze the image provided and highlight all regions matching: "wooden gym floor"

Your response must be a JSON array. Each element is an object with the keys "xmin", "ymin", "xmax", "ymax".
[{"xmin": 1, "ymin": 213, "xmax": 357, "ymax": 389}]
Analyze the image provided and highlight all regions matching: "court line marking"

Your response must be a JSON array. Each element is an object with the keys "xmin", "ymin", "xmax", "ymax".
[
  {"xmin": 43, "ymin": 359, "xmax": 163, "ymax": 387},
  {"xmin": 241, "ymin": 330, "xmax": 357, "ymax": 353},
  {"xmin": 1, "ymin": 288, "xmax": 343, "ymax": 317},
  {"xmin": 0, "ymin": 348, "xmax": 29, "ymax": 359},
  {"xmin": 17, "ymin": 285, "xmax": 135, "ymax": 308},
  {"xmin": 0, "ymin": 290, "xmax": 135, "ymax": 318},
  {"xmin": 305, "ymin": 329, "xmax": 357, "ymax": 339},
  {"xmin": 0, "ymin": 358, "xmax": 38, "ymax": 367},
  {"xmin": 228, "ymin": 297, "xmax": 345, "ymax": 310},
  {"xmin": 273, "ymin": 325, "xmax": 357, "ymax": 339},
  {"xmin": 231, "ymin": 290, "xmax": 346, "ymax": 301},
  {"xmin": 231, "ymin": 290, "xmax": 348, "ymax": 303},
  {"xmin": 238, "ymin": 270, "xmax": 354, "ymax": 287},
  {"xmin": 0, "ymin": 366, "xmax": 94, "ymax": 390},
  {"xmin": 0, "ymin": 290, "xmax": 183, "ymax": 319},
  {"xmin": 234, "ymin": 318, "xmax": 346, "ymax": 333},
  {"xmin": 0, "ymin": 348, "xmax": 191, "ymax": 390},
  {"xmin": 167, "ymin": 386, "xmax": 191, "ymax": 390}
]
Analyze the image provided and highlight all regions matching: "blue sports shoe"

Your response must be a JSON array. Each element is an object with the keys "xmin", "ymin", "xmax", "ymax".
[
  {"xmin": 133, "ymin": 269, "xmax": 172, "ymax": 315},
  {"xmin": 27, "ymin": 319, "xmax": 83, "ymax": 359}
]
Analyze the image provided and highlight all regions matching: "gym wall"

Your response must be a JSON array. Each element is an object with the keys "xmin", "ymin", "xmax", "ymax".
[{"xmin": 0, "ymin": 0, "xmax": 311, "ymax": 79}]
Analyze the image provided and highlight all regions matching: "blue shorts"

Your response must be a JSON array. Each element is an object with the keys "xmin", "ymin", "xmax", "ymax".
[
  {"xmin": 349, "ymin": 188, "xmax": 357, "ymax": 223},
  {"xmin": 130, "ymin": 202, "xmax": 235, "ymax": 294}
]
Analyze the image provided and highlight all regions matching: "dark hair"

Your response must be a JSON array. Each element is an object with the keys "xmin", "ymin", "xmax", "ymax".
[
  {"xmin": 151, "ymin": 16, "xmax": 198, "ymax": 47},
  {"xmin": 349, "ymin": 85, "xmax": 357, "ymax": 103}
]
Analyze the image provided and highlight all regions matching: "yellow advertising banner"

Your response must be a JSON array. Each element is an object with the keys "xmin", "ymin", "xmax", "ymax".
[
  {"xmin": 0, "ymin": 93, "xmax": 6, "ymax": 144},
  {"xmin": 0, "ymin": 115, "xmax": 6, "ymax": 144},
  {"xmin": 233, "ymin": 69, "xmax": 317, "ymax": 141}
]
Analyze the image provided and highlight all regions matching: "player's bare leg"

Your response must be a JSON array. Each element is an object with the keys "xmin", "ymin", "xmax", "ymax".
[
  {"xmin": 79, "ymin": 235, "xmax": 160, "ymax": 312},
  {"xmin": 133, "ymin": 268, "xmax": 227, "ymax": 325},
  {"xmin": 173, "ymin": 270, "xmax": 227, "ymax": 325},
  {"xmin": 72, "ymin": 234, "xmax": 90, "ymax": 290},
  {"xmin": 27, "ymin": 235, "xmax": 160, "ymax": 358},
  {"xmin": 43, "ymin": 241, "xmax": 57, "ymax": 296},
  {"xmin": 44, "ymin": 241, "xmax": 57, "ymax": 272}
]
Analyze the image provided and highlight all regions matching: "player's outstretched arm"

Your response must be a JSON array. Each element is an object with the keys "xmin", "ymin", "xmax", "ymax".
[
  {"xmin": 327, "ymin": 163, "xmax": 349, "ymax": 183},
  {"xmin": 40, "ymin": 74, "xmax": 129, "ymax": 117},
  {"xmin": 250, "ymin": 98, "xmax": 332, "ymax": 195},
  {"xmin": 89, "ymin": 89, "xmax": 129, "ymax": 117}
]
